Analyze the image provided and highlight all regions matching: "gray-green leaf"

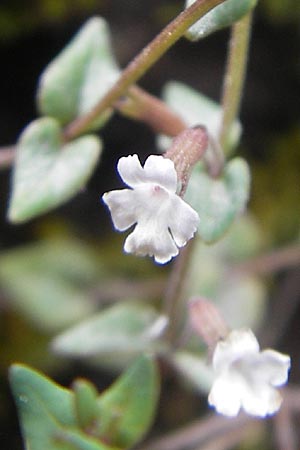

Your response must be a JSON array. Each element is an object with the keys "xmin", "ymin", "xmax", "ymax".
[
  {"xmin": 52, "ymin": 301, "xmax": 164, "ymax": 365},
  {"xmin": 158, "ymin": 81, "xmax": 241, "ymax": 154},
  {"xmin": 185, "ymin": 0, "xmax": 257, "ymax": 41},
  {"xmin": 185, "ymin": 157, "xmax": 251, "ymax": 243},
  {"xmin": 37, "ymin": 17, "xmax": 120, "ymax": 127},
  {"xmin": 8, "ymin": 117, "xmax": 101, "ymax": 223},
  {"xmin": 0, "ymin": 238, "xmax": 100, "ymax": 332}
]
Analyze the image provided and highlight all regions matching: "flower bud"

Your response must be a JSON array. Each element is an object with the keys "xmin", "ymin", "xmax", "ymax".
[
  {"xmin": 189, "ymin": 297, "xmax": 229, "ymax": 349},
  {"xmin": 165, "ymin": 126, "xmax": 208, "ymax": 196}
]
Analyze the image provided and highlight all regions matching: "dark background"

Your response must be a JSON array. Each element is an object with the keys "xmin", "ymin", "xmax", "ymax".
[{"xmin": 0, "ymin": 1, "xmax": 300, "ymax": 449}]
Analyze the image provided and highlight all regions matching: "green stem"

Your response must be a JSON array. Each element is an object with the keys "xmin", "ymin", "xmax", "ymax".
[
  {"xmin": 64, "ymin": 0, "xmax": 226, "ymax": 140},
  {"xmin": 219, "ymin": 11, "xmax": 253, "ymax": 152}
]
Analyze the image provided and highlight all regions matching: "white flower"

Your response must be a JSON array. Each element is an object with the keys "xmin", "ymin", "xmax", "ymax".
[
  {"xmin": 102, "ymin": 154, "xmax": 199, "ymax": 264},
  {"xmin": 208, "ymin": 329, "xmax": 291, "ymax": 417}
]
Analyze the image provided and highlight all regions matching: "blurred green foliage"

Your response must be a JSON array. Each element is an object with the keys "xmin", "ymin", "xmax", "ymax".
[
  {"xmin": 251, "ymin": 127, "xmax": 300, "ymax": 244},
  {"xmin": 0, "ymin": 0, "xmax": 99, "ymax": 40}
]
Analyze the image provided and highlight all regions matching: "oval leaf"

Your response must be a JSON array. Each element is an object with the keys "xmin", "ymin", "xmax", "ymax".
[
  {"xmin": 185, "ymin": 0, "xmax": 257, "ymax": 41},
  {"xmin": 9, "ymin": 364, "xmax": 112, "ymax": 450},
  {"xmin": 37, "ymin": 17, "xmax": 120, "ymax": 127},
  {"xmin": 97, "ymin": 355, "xmax": 159, "ymax": 448},
  {"xmin": 52, "ymin": 301, "xmax": 164, "ymax": 362},
  {"xmin": 185, "ymin": 157, "xmax": 251, "ymax": 243},
  {"xmin": 0, "ymin": 239, "xmax": 100, "ymax": 332},
  {"xmin": 8, "ymin": 117, "xmax": 101, "ymax": 223}
]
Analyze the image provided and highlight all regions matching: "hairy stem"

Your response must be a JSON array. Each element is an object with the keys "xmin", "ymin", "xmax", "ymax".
[
  {"xmin": 64, "ymin": 0, "xmax": 226, "ymax": 140},
  {"xmin": 219, "ymin": 12, "xmax": 253, "ymax": 152},
  {"xmin": 116, "ymin": 85, "xmax": 187, "ymax": 137}
]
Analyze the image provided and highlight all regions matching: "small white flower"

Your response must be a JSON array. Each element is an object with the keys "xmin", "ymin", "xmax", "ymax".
[
  {"xmin": 102, "ymin": 154, "xmax": 199, "ymax": 264},
  {"xmin": 208, "ymin": 329, "xmax": 291, "ymax": 417}
]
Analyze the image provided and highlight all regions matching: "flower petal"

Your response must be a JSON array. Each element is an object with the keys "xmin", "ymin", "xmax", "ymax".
[
  {"xmin": 117, "ymin": 154, "xmax": 178, "ymax": 192},
  {"xmin": 213, "ymin": 329, "xmax": 259, "ymax": 373},
  {"xmin": 167, "ymin": 194, "xmax": 199, "ymax": 247},
  {"xmin": 143, "ymin": 155, "xmax": 177, "ymax": 191},
  {"xmin": 260, "ymin": 350, "xmax": 291, "ymax": 386},
  {"xmin": 117, "ymin": 154, "xmax": 146, "ymax": 188},
  {"xmin": 241, "ymin": 383, "xmax": 282, "ymax": 417},
  {"xmin": 124, "ymin": 221, "xmax": 179, "ymax": 264},
  {"xmin": 102, "ymin": 189, "xmax": 137, "ymax": 231},
  {"xmin": 208, "ymin": 373, "xmax": 242, "ymax": 417}
]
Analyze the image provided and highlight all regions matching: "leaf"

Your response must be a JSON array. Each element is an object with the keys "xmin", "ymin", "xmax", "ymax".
[
  {"xmin": 52, "ymin": 301, "xmax": 164, "ymax": 365},
  {"xmin": 185, "ymin": 0, "xmax": 257, "ymax": 41},
  {"xmin": 8, "ymin": 117, "xmax": 101, "ymax": 223},
  {"xmin": 173, "ymin": 351, "xmax": 213, "ymax": 394},
  {"xmin": 73, "ymin": 380, "xmax": 99, "ymax": 431},
  {"xmin": 158, "ymin": 81, "xmax": 241, "ymax": 154},
  {"xmin": 97, "ymin": 355, "xmax": 159, "ymax": 448},
  {"xmin": 0, "ymin": 238, "xmax": 100, "ymax": 332},
  {"xmin": 9, "ymin": 364, "xmax": 112, "ymax": 450},
  {"xmin": 185, "ymin": 157, "xmax": 251, "ymax": 243},
  {"xmin": 185, "ymin": 238, "xmax": 267, "ymax": 332},
  {"xmin": 37, "ymin": 17, "xmax": 120, "ymax": 127}
]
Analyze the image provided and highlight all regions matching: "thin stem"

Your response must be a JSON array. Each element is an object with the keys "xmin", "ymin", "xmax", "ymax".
[
  {"xmin": 0, "ymin": 146, "xmax": 16, "ymax": 170},
  {"xmin": 140, "ymin": 413, "xmax": 254, "ymax": 450},
  {"xmin": 163, "ymin": 240, "xmax": 196, "ymax": 347},
  {"xmin": 231, "ymin": 244, "xmax": 300, "ymax": 276},
  {"xmin": 64, "ymin": 0, "xmax": 226, "ymax": 140},
  {"xmin": 274, "ymin": 404, "xmax": 297, "ymax": 450},
  {"xmin": 219, "ymin": 12, "xmax": 253, "ymax": 152},
  {"xmin": 197, "ymin": 421, "xmax": 261, "ymax": 450},
  {"xmin": 115, "ymin": 85, "xmax": 186, "ymax": 137}
]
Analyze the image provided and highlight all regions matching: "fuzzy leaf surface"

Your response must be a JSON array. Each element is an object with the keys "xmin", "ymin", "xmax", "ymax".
[
  {"xmin": 185, "ymin": 0, "xmax": 257, "ymax": 40},
  {"xmin": 8, "ymin": 117, "xmax": 101, "ymax": 223},
  {"xmin": 38, "ymin": 17, "xmax": 119, "ymax": 127}
]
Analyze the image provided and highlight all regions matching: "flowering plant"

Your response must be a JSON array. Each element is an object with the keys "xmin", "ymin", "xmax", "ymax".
[
  {"xmin": 102, "ymin": 154, "xmax": 199, "ymax": 263},
  {"xmin": 209, "ymin": 329, "xmax": 291, "ymax": 417},
  {"xmin": 1, "ymin": 1, "xmax": 299, "ymax": 450}
]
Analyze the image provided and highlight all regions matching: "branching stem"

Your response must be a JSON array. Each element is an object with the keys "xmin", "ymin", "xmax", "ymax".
[{"xmin": 63, "ymin": 0, "xmax": 226, "ymax": 140}]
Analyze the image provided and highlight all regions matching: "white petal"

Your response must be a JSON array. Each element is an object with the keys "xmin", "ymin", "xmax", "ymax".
[
  {"xmin": 124, "ymin": 221, "xmax": 179, "ymax": 264},
  {"xmin": 117, "ymin": 154, "xmax": 146, "ymax": 188},
  {"xmin": 167, "ymin": 194, "xmax": 199, "ymax": 247},
  {"xmin": 213, "ymin": 329, "xmax": 259, "ymax": 373},
  {"xmin": 143, "ymin": 155, "xmax": 177, "ymax": 192},
  {"xmin": 102, "ymin": 189, "xmax": 137, "ymax": 231},
  {"xmin": 241, "ymin": 383, "xmax": 282, "ymax": 417},
  {"xmin": 117, "ymin": 154, "xmax": 178, "ymax": 192},
  {"xmin": 259, "ymin": 350, "xmax": 291, "ymax": 386},
  {"xmin": 208, "ymin": 374, "xmax": 242, "ymax": 417}
]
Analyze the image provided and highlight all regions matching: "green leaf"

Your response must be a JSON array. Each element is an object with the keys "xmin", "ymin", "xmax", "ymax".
[
  {"xmin": 185, "ymin": 238, "xmax": 266, "ymax": 331},
  {"xmin": 73, "ymin": 380, "xmax": 99, "ymax": 431},
  {"xmin": 52, "ymin": 301, "xmax": 165, "ymax": 369},
  {"xmin": 185, "ymin": 157, "xmax": 251, "ymax": 243},
  {"xmin": 37, "ymin": 17, "xmax": 120, "ymax": 127},
  {"xmin": 97, "ymin": 355, "xmax": 159, "ymax": 448},
  {"xmin": 158, "ymin": 81, "xmax": 241, "ymax": 154},
  {"xmin": 0, "ymin": 238, "xmax": 100, "ymax": 332},
  {"xmin": 173, "ymin": 351, "xmax": 213, "ymax": 394},
  {"xmin": 9, "ymin": 364, "xmax": 112, "ymax": 450},
  {"xmin": 8, "ymin": 117, "xmax": 101, "ymax": 223},
  {"xmin": 185, "ymin": 0, "xmax": 257, "ymax": 41}
]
